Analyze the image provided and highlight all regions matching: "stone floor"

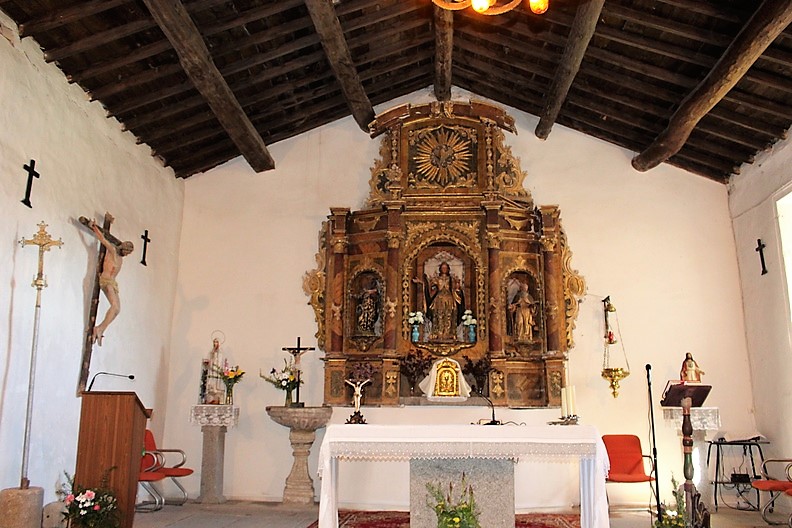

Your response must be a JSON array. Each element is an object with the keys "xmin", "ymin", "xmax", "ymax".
[{"xmin": 131, "ymin": 501, "xmax": 769, "ymax": 528}]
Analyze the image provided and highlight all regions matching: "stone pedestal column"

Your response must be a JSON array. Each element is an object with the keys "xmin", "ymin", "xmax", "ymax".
[
  {"xmin": 266, "ymin": 406, "xmax": 333, "ymax": 504},
  {"xmin": 190, "ymin": 404, "xmax": 239, "ymax": 504},
  {"xmin": 0, "ymin": 487, "xmax": 43, "ymax": 528}
]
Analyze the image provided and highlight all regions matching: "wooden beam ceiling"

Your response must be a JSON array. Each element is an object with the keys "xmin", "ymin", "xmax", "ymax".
[
  {"xmin": 535, "ymin": 0, "xmax": 604, "ymax": 139},
  {"xmin": 141, "ymin": 0, "xmax": 275, "ymax": 173},
  {"xmin": 433, "ymin": 6, "xmax": 453, "ymax": 101},
  {"xmin": 632, "ymin": 0, "xmax": 792, "ymax": 172},
  {"xmin": 304, "ymin": 0, "xmax": 375, "ymax": 131}
]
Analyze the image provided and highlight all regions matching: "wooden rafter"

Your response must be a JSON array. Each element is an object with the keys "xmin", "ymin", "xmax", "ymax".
[
  {"xmin": 433, "ymin": 6, "xmax": 453, "ymax": 101},
  {"xmin": 140, "ymin": 0, "xmax": 275, "ymax": 172},
  {"xmin": 304, "ymin": 0, "xmax": 375, "ymax": 131},
  {"xmin": 535, "ymin": 0, "xmax": 604, "ymax": 139},
  {"xmin": 632, "ymin": 0, "xmax": 792, "ymax": 172}
]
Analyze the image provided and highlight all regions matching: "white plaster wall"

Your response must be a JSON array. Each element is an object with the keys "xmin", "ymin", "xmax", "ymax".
[
  {"xmin": 729, "ymin": 135, "xmax": 792, "ymax": 459},
  {"xmin": 170, "ymin": 87, "xmax": 755, "ymax": 510},
  {"xmin": 0, "ymin": 14, "xmax": 183, "ymax": 502}
]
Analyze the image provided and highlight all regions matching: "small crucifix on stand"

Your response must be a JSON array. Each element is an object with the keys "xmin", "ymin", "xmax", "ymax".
[{"xmin": 282, "ymin": 337, "xmax": 314, "ymax": 407}]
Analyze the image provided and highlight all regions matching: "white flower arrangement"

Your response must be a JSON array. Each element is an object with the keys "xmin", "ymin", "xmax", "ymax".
[
  {"xmin": 408, "ymin": 311, "xmax": 425, "ymax": 325},
  {"xmin": 461, "ymin": 310, "xmax": 477, "ymax": 326}
]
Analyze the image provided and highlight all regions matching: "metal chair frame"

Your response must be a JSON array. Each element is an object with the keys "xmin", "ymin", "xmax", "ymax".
[{"xmin": 752, "ymin": 458, "xmax": 792, "ymax": 525}]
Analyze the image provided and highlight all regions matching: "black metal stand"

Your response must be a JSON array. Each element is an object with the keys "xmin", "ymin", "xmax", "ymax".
[{"xmin": 646, "ymin": 364, "xmax": 662, "ymax": 517}]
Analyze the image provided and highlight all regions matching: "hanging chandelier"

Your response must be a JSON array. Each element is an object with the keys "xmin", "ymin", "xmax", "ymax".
[
  {"xmin": 432, "ymin": 0, "xmax": 549, "ymax": 16},
  {"xmin": 601, "ymin": 296, "xmax": 631, "ymax": 398}
]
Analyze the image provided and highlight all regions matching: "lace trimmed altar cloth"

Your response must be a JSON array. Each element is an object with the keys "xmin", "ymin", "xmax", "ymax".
[{"xmin": 317, "ymin": 424, "xmax": 610, "ymax": 528}]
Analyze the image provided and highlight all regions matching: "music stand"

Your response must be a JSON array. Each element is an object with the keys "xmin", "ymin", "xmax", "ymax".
[{"xmin": 660, "ymin": 381, "xmax": 711, "ymax": 408}]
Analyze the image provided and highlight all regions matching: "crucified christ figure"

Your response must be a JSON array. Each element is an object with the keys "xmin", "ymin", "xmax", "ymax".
[{"xmin": 88, "ymin": 219, "xmax": 133, "ymax": 346}]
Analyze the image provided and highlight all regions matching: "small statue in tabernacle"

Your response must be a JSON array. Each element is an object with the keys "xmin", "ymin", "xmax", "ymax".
[
  {"xmin": 86, "ymin": 219, "xmax": 134, "ymax": 346},
  {"xmin": 680, "ymin": 352, "xmax": 705, "ymax": 382},
  {"xmin": 509, "ymin": 281, "xmax": 536, "ymax": 341},
  {"xmin": 355, "ymin": 277, "xmax": 380, "ymax": 335}
]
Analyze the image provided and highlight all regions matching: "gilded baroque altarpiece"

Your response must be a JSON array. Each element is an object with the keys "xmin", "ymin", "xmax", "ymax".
[{"xmin": 303, "ymin": 100, "xmax": 585, "ymax": 408}]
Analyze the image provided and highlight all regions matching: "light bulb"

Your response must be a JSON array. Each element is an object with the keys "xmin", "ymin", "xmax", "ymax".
[
  {"xmin": 471, "ymin": 0, "xmax": 492, "ymax": 13},
  {"xmin": 529, "ymin": 0, "xmax": 548, "ymax": 14}
]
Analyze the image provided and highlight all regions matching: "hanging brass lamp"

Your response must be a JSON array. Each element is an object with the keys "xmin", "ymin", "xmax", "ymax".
[{"xmin": 601, "ymin": 296, "xmax": 630, "ymax": 397}]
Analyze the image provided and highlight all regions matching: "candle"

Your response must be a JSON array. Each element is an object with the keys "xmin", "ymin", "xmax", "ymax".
[
  {"xmin": 568, "ymin": 386, "xmax": 577, "ymax": 416},
  {"xmin": 561, "ymin": 388, "xmax": 568, "ymax": 417}
]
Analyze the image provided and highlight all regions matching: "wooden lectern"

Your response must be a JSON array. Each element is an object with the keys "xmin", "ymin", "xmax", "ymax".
[
  {"xmin": 660, "ymin": 382, "xmax": 712, "ymax": 528},
  {"xmin": 75, "ymin": 392, "xmax": 150, "ymax": 528}
]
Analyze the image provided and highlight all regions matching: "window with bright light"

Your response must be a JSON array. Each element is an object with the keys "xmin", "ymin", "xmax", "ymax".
[{"xmin": 776, "ymin": 190, "xmax": 792, "ymax": 321}]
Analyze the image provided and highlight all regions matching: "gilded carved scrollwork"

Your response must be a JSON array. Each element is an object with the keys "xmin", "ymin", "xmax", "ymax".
[
  {"xmin": 303, "ymin": 223, "xmax": 328, "ymax": 350},
  {"xmin": 561, "ymin": 231, "xmax": 586, "ymax": 349},
  {"xmin": 549, "ymin": 371, "xmax": 562, "ymax": 398},
  {"xmin": 493, "ymin": 127, "xmax": 531, "ymax": 201},
  {"xmin": 540, "ymin": 236, "xmax": 556, "ymax": 252},
  {"xmin": 385, "ymin": 297, "xmax": 397, "ymax": 319},
  {"xmin": 486, "ymin": 231, "xmax": 501, "ymax": 249},
  {"xmin": 386, "ymin": 231, "xmax": 402, "ymax": 249},
  {"xmin": 407, "ymin": 125, "xmax": 478, "ymax": 189}
]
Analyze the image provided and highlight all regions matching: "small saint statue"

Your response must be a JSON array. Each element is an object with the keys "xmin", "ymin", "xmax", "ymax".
[{"xmin": 680, "ymin": 352, "xmax": 705, "ymax": 382}]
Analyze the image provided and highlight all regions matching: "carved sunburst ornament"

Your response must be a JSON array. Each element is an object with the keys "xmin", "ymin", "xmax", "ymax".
[{"xmin": 413, "ymin": 126, "xmax": 474, "ymax": 188}]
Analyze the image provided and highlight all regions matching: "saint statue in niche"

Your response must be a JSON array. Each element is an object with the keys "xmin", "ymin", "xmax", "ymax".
[
  {"xmin": 354, "ymin": 275, "xmax": 381, "ymax": 335},
  {"xmin": 506, "ymin": 275, "xmax": 538, "ymax": 341},
  {"xmin": 416, "ymin": 260, "xmax": 465, "ymax": 341}
]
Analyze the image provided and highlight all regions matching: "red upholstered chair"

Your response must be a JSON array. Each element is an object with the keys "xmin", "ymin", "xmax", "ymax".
[
  {"xmin": 751, "ymin": 458, "xmax": 792, "ymax": 525},
  {"xmin": 602, "ymin": 434, "xmax": 656, "ymax": 511},
  {"xmin": 142, "ymin": 429, "xmax": 194, "ymax": 505}
]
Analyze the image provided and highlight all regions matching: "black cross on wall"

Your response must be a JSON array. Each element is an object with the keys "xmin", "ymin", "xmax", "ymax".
[
  {"xmin": 756, "ymin": 238, "xmax": 768, "ymax": 275},
  {"xmin": 21, "ymin": 160, "xmax": 40, "ymax": 208},
  {"xmin": 140, "ymin": 229, "xmax": 151, "ymax": 266}
]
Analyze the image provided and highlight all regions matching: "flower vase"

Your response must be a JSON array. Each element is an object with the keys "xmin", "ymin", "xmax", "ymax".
[
  {"xmin": 285, "ymin": 389, "xmax": 293, "ymax": 407},
  {"xmin": 411, "ymin": 324, "xmax": 420, "ymax": 342},
  {"xmin": 468, "ymin": 324, "xmax": 477, "ymax": 343},
  {"xmin": 224, "ymin": 386, "xmax": 234, "ymax": 405}
]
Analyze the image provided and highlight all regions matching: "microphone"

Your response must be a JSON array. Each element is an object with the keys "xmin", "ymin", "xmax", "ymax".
[
  {"xmin": 476, "ymin": 391, "xmax": 501, "ymax": 425},
  {"xmin": 87, "ymin": 372, "xmax": 135, "ymax": 391},
  {"xmin": 645, "ymin": 363, "xmax": 652, "ymax": 381}
]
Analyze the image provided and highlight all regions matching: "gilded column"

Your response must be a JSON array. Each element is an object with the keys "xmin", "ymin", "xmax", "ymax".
[
  {"xmin": 482, "ymin": 195, "xmax": 502, "ymax": 355},
  {"xmin": 383, "ymin": 200, "xmax": 404, "ymax": 354},
  {"xmin": 540, "ymin": 206, "xmax": 563, "ymax": 354},
  {"xmin": 328, "ymin": 208, "xmax": 350, "ymax": 354},
  {"xmin": 323, "ymin": 208, "xmax": 349, "ymax": 405}
]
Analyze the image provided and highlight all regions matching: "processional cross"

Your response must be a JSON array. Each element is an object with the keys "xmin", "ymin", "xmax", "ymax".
[
  {"xmin": 282, "ymin": 337, "xmax": 314, "ymax": 407},
  {"xmin": 19, "ymin": 222, "xmax": 62, "ymax": 488}
]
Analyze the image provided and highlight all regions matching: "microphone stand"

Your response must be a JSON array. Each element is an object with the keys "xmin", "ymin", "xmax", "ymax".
[
  {"xmin": 646, "ymin": 364, "xmax": 662, "ymax": 518},
  {"xmin": 87, "ymin": 372, "xmax": 135, "ymax": 391},
  {"xmin": 477, "ymin": 391, "xmax": 501, "ymax": 425}
]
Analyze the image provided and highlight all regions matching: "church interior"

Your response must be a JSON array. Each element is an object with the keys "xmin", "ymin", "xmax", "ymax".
[{"xmin": 1, "ymin": 1, "xmax": 792, "ymax": 527}]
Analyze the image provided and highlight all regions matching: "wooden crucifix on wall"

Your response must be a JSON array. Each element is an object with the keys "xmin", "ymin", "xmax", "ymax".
[{"xmin": 77, "ymin": 213, "xmax": 135, "ymax": 394}]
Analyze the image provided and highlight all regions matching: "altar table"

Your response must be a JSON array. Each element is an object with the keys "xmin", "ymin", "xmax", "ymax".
[{"xmin": 317, "ymin": 424, "xmax": 610, "ymax": 528}]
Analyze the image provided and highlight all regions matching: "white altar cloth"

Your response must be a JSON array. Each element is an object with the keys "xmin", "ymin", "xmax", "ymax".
[{"xmin": 317, "ymin": 424, "xmax": 610, "ymax": 528}]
